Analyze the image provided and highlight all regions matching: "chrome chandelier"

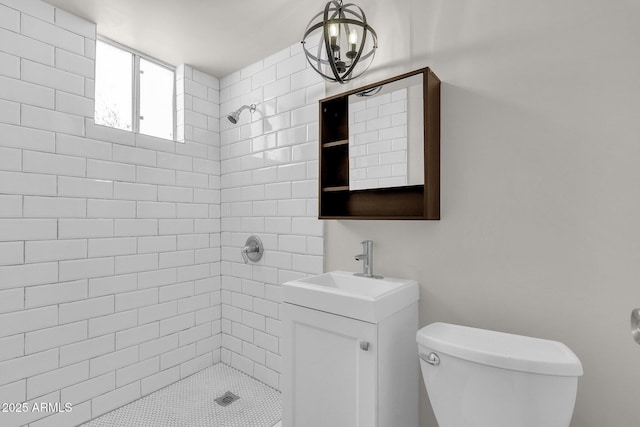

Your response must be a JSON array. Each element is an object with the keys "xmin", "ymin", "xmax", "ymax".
[{"xmin": 301, "ymin": 0, "xmax": 378, "ymax": 84}]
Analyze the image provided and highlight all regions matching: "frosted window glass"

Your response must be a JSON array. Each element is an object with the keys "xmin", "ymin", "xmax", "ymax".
[
  {"xmin": 94, "ymin": 41, "xmax": 133, "ymax": 131},
  {"xmin": 139, "ymin": 58, "xmax": 174, "ymax": 140}
]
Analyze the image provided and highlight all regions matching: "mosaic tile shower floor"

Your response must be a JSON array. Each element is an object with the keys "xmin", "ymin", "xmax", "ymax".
[{"xmin": 82, "ymin": 364, "xmax": 282, "ymax": 427}]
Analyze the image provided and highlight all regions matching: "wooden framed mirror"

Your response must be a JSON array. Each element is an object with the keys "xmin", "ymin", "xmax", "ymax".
[{"xmin": 318, "ymin": 67, "xmax": 440, "ymax": 220}]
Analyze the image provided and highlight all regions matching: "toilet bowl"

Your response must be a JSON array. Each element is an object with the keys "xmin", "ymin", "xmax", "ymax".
[{"xmin": 416, "ymin": 322, "xmax": 583, "ymax": 427}]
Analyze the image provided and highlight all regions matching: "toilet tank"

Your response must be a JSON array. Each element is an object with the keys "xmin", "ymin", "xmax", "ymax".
[{"xmin": 417, "ymin": 323, "xmax": 583, "ymax": 427}]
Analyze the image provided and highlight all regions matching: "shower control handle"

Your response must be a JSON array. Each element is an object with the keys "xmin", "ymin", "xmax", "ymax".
[
  {"xmin": 420, "ymin": 352, "xmax": 440, "ymax": 366},
  {"xmin": 241, "ymin": 236, "xmax": 264, "ymax": 264}
]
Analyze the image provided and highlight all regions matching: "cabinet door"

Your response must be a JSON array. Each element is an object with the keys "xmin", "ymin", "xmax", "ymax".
[{"xmin": 282, "ymin": 303, "xmax": 377, "ymax": 427}]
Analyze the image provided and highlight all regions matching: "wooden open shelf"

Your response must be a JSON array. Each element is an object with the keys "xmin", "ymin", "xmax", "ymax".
[
  {"xmin": 322, "ymin": 186, "xmax": 350, "ymax": 192},
  {"xmin": 322, "ymin": 140, "xmax": 349, "ymax": 149}
]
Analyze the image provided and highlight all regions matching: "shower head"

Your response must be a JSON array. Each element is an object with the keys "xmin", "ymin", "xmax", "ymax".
[
  {"xmin": 227, "ymin": 112, "xmax": 239, "ymax": 124},
  {"xmin": 227, "ymin": 104, "xmax": 256, "ymax": 124}
]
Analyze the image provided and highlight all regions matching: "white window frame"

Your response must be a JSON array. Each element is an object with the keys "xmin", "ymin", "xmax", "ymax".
[{"xmin": 96, "ymin": 36, "xmax": 177, "ymax": 141}]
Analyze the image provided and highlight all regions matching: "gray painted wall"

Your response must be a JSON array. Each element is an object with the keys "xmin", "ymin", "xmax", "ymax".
[{"xmin": 325, "ymin": 0, "xmax": 640, "ymax": 426}]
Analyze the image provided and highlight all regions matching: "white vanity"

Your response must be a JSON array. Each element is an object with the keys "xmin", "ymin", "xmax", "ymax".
[{"xmin": 282, "ymin": 271, "xmax": 419, "ymax": 427}]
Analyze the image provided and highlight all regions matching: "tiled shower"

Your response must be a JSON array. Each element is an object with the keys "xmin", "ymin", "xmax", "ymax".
[
  {"xmin": 219, "ymin": 46, "xmax": 325, "ymax": 389},
  {"xmin": 0, "ymin": 0, "xmax": 324, "ymax": 425}
]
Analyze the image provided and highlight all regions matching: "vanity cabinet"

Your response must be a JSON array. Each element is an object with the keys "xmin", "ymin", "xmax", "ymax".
[
  {"xmin": 318, "ymin": 67, "xmax": 440, "ymax": 220},
  {"xmin": 282, "ymin": 302, "xmax": 419, "ymax": 427}
]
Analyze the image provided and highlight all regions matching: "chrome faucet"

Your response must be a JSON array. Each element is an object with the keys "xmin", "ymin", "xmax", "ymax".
[{"xmin": 354, "ymin": 240, "xmax": 382, "ymax": 279}]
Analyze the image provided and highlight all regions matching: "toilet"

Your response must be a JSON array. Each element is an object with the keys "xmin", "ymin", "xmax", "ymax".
[{"xmin": 416, "ymin": 322, "xmax": 583, "ymax": 427}]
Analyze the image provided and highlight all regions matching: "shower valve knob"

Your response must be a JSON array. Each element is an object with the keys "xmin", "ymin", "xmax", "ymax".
[{"xmin": 241, "ymin": 236, "xmax": 264, "ymax": 264}]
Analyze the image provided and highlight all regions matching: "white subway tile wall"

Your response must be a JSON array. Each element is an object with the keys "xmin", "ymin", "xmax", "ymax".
[
  {"xmin": 349, "ymin": 88, "xmax": 409, "ymax": 190},
  {"xmin": 219, "ymin": 44, "xmax": 325, "ymax": 390},
  {"xmin": 0, "ymin": 1, "xmax": 221, "ymax": 426}
]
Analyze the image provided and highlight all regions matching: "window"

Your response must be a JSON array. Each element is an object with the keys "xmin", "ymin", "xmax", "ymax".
[{"xmin": 94, "ymin": 38, "xmax": 175, "ymax": 140}]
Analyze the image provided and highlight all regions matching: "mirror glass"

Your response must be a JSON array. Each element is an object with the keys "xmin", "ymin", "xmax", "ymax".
[{"xmin": 348, "ymin": 74, "xmax": 424, "ymax": 190}]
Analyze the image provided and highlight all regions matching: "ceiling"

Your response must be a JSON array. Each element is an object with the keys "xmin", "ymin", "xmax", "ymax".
[{"xmin": 45, "ymin": 0, "xmax": 322, "ymax": 78}]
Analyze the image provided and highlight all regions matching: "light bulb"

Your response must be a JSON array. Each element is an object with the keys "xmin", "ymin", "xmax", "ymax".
[
  {"xmin": 349, "ymin": 29, "xmax": 358, "ymax": 44},
  {"xmin": 328, "ymin": 23, "xmax": 338, "ymax": 38},
  {"xmin": 346, "ymin": 28, "xmax": 358, "ymax": 61}
]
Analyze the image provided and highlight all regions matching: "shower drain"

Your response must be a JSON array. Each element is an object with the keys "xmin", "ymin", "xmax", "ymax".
[{"xmin": 215, "ymin": 391, "xmax": 240, "ymax": 407}]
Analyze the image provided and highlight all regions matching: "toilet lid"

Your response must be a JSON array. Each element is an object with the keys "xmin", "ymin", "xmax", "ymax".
[{"xmin": 416, "ymin": 322, "xmax": 583, "ymax": 377}]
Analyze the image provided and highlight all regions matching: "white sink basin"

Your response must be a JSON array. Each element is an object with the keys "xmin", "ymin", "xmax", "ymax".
[{"xmin": 283, "ymin": 270, "xmax": 419, "ymax": 323}]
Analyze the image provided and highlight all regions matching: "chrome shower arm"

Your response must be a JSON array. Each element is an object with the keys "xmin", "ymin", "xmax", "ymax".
[{"xmin": 227, "ymin": 104, "xmax": 257, "ymax": 124}]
